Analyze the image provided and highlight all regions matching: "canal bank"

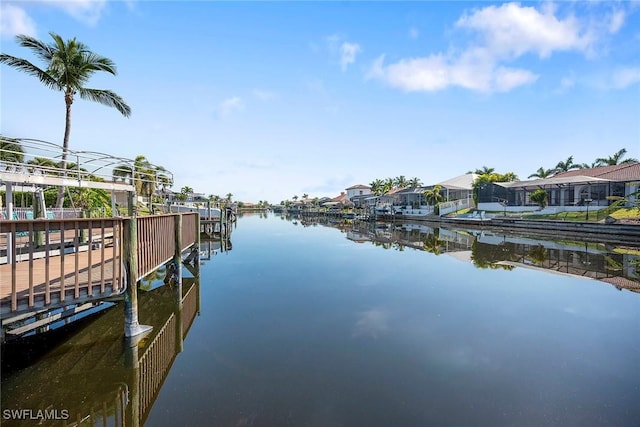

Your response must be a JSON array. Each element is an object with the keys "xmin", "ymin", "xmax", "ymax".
[{"xmin": 437, "ymin": 217, "xmax": 640, "ymax": 244}]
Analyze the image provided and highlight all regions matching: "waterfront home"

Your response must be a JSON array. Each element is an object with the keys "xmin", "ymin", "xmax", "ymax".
[
  {"xmin": 477, "ymin": 162, "xmax": 640, "ymax": 214},
  {"xmin": 346, "ymin": 184, "xmax": 372, "ymax": 207},
  {"xmin": 386, "ymin": 173, "xmax": 478, "ymax": 217}
]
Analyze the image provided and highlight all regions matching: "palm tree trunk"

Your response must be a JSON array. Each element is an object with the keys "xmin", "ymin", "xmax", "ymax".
[{"xmin": 55, "ymin": 92, "xmax": 73, "ymax": 208}]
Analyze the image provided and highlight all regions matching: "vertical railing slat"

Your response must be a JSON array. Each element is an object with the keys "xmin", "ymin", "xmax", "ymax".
[
  {"xmin": 45, "ymin": 221, "xmax": 51, "ymax": 305},
  {"xmin": 60, "ymin": 220, "xmax": 66, "ymax": 303},
  {"xmin": 28, "ymin": 222, "xmax": 34, "ymax": 307},
  {"xmin": 74, "ymin": 220, "xmax": 80, "ymax": 298},
  {"xmin": 11, "ymin": 223, "xmax": 17, "ymax": 311}
]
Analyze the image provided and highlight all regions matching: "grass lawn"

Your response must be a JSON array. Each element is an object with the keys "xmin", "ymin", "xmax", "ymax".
[{"xmin": 523, "ymin": 207, "xmax": 640, "ymax": 222}]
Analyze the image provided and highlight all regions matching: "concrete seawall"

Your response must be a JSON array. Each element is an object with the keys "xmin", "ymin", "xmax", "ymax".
[{"xmin": 439, "ymin": 217, "xmax": 640, "ymax": 244}]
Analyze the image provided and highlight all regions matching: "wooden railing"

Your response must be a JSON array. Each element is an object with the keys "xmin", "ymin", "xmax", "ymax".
[
  {"xmin": 0, "ymin": 218, "xmax": 123, "ymax": 316},
  {"xmin": 182, "ymin": 282, "xmax": 198, "ymax": 336},
  {"xmin": 138, "ymin": 313, "xmax": 177, "ymax": 420},
  {"xmin": 135, "ymin": 212, "xmax": 197, "ymax": 279},
  {"xmin": 1, "ymin": 213, "xmax": 198, "ymax": 319}
]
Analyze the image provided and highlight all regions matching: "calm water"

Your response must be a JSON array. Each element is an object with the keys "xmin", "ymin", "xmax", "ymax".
[{"xmin": 2, "ymin": 212, "xmax": 639, "ymax": 426}]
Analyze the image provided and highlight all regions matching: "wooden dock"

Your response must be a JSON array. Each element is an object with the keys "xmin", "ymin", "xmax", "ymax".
[{"xmin": 1, "ymin": 213, "xmax": 199, "ymax": 329}]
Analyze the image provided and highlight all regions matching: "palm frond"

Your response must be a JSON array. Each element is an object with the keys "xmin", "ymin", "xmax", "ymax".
[
  {"xmin": 0, "ymin": 54, "xmax": 61, "ymax": 90},
  {"xmin": 16, "ymin": 34, "xmax": 54, "ymax": 63},
  {"xmin": 78, "ymin": 87, "xmax": 131, "ymax": 117}
]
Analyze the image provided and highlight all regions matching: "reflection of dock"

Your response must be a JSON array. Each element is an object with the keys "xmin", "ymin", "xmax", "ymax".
[{"xmin": 1, "ymin": 278, "xmax": 200, "ymax": 426}]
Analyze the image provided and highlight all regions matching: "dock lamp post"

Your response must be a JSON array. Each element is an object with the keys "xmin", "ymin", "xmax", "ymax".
[{"xmin": 585, "ymin": 198, "xmax": 593, "ymax": 221}]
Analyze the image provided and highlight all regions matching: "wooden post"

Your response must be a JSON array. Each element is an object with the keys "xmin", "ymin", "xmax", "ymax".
[
  {"xmin": 170, "ymin": 213, "xmax": 185, "ymax": 349},
  {"xmin": 173, "ymin": 214, "xmax": 183, "ymax": 286},
  {"xmin": 195, "ymin": 212, "xmax": 201, "ymax": 278},
  {"xmin": 33, "ymin": 189, "xmax": 43, "ymax": 247},
  {"xmin": 6, "ymin": 182, "xmax": 13, "ymax": 264},
  {"xmin": 123, "ymin": 217, "xmax": 152, "ymax": 338},
  {"xmin": 124, "ymin": 335, "xmax": 141, "ymax": 427},
  {"xmin": 128, "ymin": 190, "xmax": 135, "ymax": 217}
]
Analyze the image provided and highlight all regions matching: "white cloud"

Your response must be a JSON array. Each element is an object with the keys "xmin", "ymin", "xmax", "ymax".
[
  {"xmin": 367, "ymin": 2, "xmax": 607, "ymax": 94},
  {"xmin": 455, "ymin": 2, "xmax": 594, "ymax": 59},
  {"xmin": 340, "ymin": 42, "xmax": 361, "ymax": 71},
  {"xmin": 611, "ymin": 67, "xmax": 640, "ymax": 89},
  {"xmin": 217, "ymin": 97, "xmax": 244, "ymax": 119},
  {"xmin": 368, "ymin": 49, "xmax": 538, "ymax": 94},
  {"xmin": 0, "ymin": 4, "xmax": 37, "ymax": 39},
  {"xmin": 42, "ymin": 0, "xmax": 109, "ymax": 26},
  {"xmin": 493, "ymin": 66, "xmax": 539, "ymax": 92},
  {"xmin": 324, "ymin": 34, "xmax": 361, "ymax": 71},
  {"xmin": 607, "ymin": 9, "xmax": 626, "ymax": 34}
]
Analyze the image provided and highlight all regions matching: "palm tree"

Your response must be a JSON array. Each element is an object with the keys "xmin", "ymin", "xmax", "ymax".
[
  {"xmin": 369, "ymin": 179, "xmax": 384, "ymax": 195},
  {"xmin": 1, "ymin": 32, "xmax": 131, "ymax": 208},
  {"xmin": 595, "ymin": 148, "xmax": 638, "ymax": 166},
  {"xmin": 394, "ymin": 175, "xmax": 408, "ymax": 188},
  {"xmin": 408, "ymin": 177, "xmax": 422, "ymax": 188},
  {"xmin": 576, "ymin": 161, "xmax": 598, "ymax": 169},
  {"xmin": 383, "ymin": 178, "xmax": 394, "ymax": 192},
  {"xmin": 502, "ymin": 172, "xmax": 519, "ymax": 182},
  {"xmin": 225, "ymin": 192, "xmax": 233, "ymax": 203},
  {"xmin": 181, "ymin": 186, "xmax": 194, "ymax": 199},
  {"xmin": 528, "ymin": 167, "xmax": 554, "ymax": 179},
  {"xmin": 554, "ymin": 156, "xmax": 581, "ymax": 173},
  {"xmin": 423, "ymin": 185, "xmax": 445, "ymax": 213},
  {"xmin": 472, "ymin": 166, "xmax": 495, "ymax": 175},
  {"xmin": 0, "ymin": 136, "xmax": 24, "ymax": 163},
  {"xmin": 209, "ymin": 194, "xmax": 221, "ymax": 208}
]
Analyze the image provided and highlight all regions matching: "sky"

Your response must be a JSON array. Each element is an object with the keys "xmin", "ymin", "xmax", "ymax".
[{"xmin": 1, "ymin": 1, "xmax": 639, "ymax": 204}]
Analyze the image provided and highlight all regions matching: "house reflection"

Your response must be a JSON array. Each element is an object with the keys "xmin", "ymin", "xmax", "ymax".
[{"xmin": 296, "ymin": 216, "xmax": 640, "ymax": 295}]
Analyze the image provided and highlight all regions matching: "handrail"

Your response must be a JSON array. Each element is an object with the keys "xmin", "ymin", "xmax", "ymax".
[{"xmin": 1, "ymin": 213, "xmax": 198, "ymax": 319}]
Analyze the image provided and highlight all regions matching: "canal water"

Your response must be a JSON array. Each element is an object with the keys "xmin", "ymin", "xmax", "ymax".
[{"xmin": 2, "ymin": 212, "xmax": 639, "ymax": 426}]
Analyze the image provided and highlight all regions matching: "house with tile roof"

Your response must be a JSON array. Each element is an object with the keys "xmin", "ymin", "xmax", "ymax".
[{"xmin": 477, "ymin": 162, "xmax": 640, "ymax": 213}]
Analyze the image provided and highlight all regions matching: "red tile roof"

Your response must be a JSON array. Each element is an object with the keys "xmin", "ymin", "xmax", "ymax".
[{"xmin": 554, "ymin": 162, "xmax": 640, "ymax": 181}]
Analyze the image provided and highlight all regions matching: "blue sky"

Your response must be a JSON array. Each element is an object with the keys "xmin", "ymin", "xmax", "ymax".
[{"xmin": 1, "ymin": 1, "xmax": 639, "ymax": 203}]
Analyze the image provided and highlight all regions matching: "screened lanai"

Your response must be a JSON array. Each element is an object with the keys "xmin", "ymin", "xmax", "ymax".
[{"xmin": 1, "ymin": 136, "xmax": 172, "ymax": 219}]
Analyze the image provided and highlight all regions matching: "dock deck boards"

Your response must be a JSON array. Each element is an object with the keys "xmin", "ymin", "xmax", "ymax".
[{"xmin": 0, "ymin": 247, "xmax": 122, "ymax": 315}]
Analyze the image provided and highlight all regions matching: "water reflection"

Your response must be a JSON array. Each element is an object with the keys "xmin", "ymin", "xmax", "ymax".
[
  {"xmin": 1, "ymin": 277, "xmax": 201, "ymax": 426},
  {"xmin": 284, "ymin": 213, "xmax": 640, "ymax": 294}
]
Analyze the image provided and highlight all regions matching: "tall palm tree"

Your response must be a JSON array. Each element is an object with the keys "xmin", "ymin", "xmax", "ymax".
[
  {"xmin": 554, "ymin": 156, "xmax": 580, "ymax": 173},
  {"xmin": 1, "ymin": 32, "xmax": 131, "ymax": 208},
  {"xmin": 595, "ymin": 148, "xmax": 638, "ymax": 166},
  {"xmin": 528, "ymin": 167, "xmax": 554, "ymax": 179},
  {"xmin": 226, "ymin": 192, "xmax": 233, "ymax": 203},
  {"xmin": 0, "ymin": 136, "xmax": 24, "ymax": 163}
]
